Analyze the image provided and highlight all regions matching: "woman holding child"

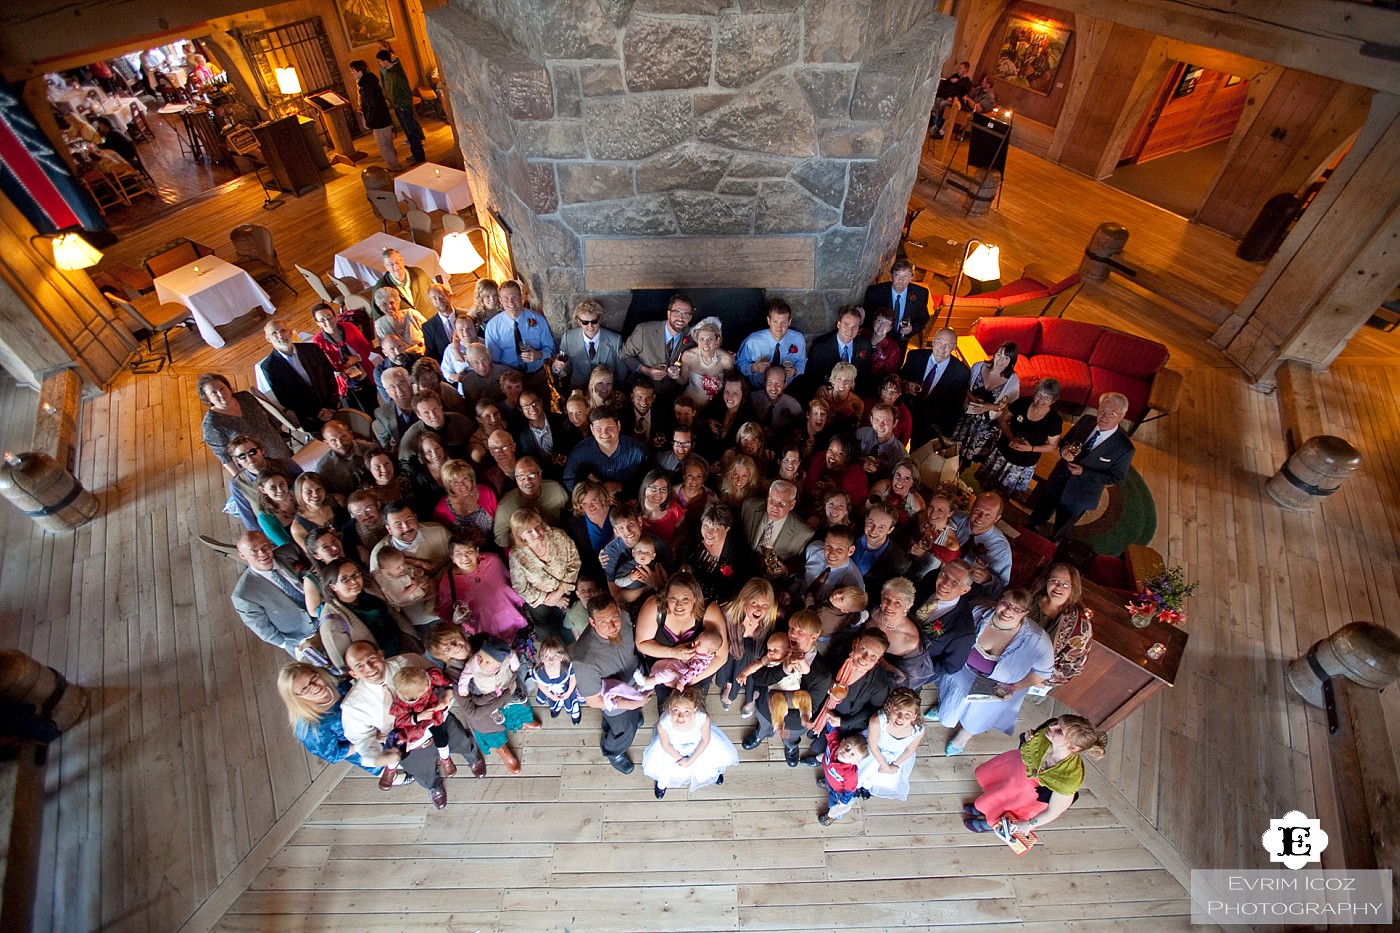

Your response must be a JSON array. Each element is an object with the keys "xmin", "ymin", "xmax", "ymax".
[{"xmin": 634, "ymin": 571, "xmax": 729, "ymax": 709}]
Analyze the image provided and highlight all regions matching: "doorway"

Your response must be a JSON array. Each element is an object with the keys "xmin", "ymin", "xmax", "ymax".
[{"xmin": 1105, "ymin": 62, "xmax": 1249, "ymax": 218}]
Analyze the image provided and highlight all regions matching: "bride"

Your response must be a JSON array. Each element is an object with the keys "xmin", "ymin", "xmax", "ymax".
[{"xmin": 679, "ymin": 317, "xmax": 735, "ymax": 407}]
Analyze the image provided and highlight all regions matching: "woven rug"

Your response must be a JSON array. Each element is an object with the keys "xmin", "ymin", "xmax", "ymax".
[{"xmin": 965, "ymin": 464, "xmax": 1158, "ymax": 558}]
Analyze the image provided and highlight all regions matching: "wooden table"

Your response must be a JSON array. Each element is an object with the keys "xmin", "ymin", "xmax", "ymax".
[
  {"xmin": 1047, "ymin": 576, "xmax": 1189, "ymax": 730},
  {"xmin": 903, "ymin": 236, "xmax": 964, "ymax": 281},
  {"xmin": 153, "ymin": 256, "xmax": 274, "ymax": 349},
  {"xmin": 332, "ymin": 232, "xmax": 446, "ymax": 289},
  {"xmin": 393, "ymin": 162, "xmax": 473, "ymax": 213}
]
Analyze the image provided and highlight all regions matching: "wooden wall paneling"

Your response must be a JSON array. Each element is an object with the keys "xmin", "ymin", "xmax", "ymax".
[
  {"xmin": 1220, "ymin": 95, "xmax": 1400, "ymax": 379},
  {"xmin": 1197, "ymin": 70, "xmax": 1342, "ymax": 237},
  {"xmin": 952, "ymin": 0, "xmax": 1011, "ymax": 74},
  {"xmin": 1045, "ymin": 12, "xmax": 1113, "ymax": 164},
  {"xmin": 1077, "ymin": 30, "xmax": 1167, "ymax": 180}
]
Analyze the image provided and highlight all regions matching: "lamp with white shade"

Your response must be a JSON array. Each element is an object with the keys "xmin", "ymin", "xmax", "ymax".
[
  {"xmin": 942, "ymin": 238, "xmax": 1002, "ymax": 327},
  {"xmin": 48, "ymin": 231, "xmax": 104, "ymax": 270}
]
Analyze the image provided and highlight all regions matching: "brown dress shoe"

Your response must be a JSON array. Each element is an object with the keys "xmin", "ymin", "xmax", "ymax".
[
  {"xmin": 429, "ymin": 783, "xmax": 447, "ymax": 810},
  {"xmin": 521, "ymin": 719, "xmax": 542, "ymax": 731},
  {"xmin": 437, "ymin": 756, "xmax": 457, "ymax": 778},
  {"xmin": 496, "ymin": 744, "xmax": 521, "ymax": 774},
  {"xmin": 378, "ymin": 767, "xmax": 397, "ymax": 791},
  {"xmin": 469, "ymin": 756, "xmax": 487, "ymax": 778}
]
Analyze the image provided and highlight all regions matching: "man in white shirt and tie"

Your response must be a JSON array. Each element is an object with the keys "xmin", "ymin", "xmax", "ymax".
[
  {"xmin": 1028, "ymin": 392, "xmax": 1136, "ymax": 541},
  {"xmin": 900, "ymin": 327, "xmax": 971, "ymax": 447},
  {"xmin": 864, "ymin": 259, "xmax": 930, "ymax": 348},
  {"xmin": 554, "ymin": 297, "xmax": 623, "ymax": 389}
]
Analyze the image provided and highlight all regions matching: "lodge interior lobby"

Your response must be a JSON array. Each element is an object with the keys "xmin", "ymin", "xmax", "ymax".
[{"xmin": 1, "ymin": 0, "xmax": 1399, "ymax": 931}]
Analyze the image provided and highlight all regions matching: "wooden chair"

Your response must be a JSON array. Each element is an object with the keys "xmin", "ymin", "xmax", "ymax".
[
  {"xmin": 81, "ymin": 170, "xmax": 125, "ymax": 214},
  {"xmin": 366, "ymin": 188, "xmax": 408, "ymax": 233},
  {"xmin": 141, "ymin": 238, "xmax": 208, "ymax": 278},
  {"xmin": 128, "ymin": 103, "xmax": 154, "ymax": 142},
  {"xmin": 406, "ymin": 209, "xmax": 436, "ymax": 247},
  {"xmin": 335, "ymin": 407, "xmax": 375, "ymax": 440},
  {"xmin": 295, "ymin": 265, "xmax": 338, "ymax": 305},
  {"xmin": 101, "ymin": 290, "xmax": 192, "ymax": 371},
  {"xmin": 230, "ymin": 224, "xmax": 295, "ymax": 294}
]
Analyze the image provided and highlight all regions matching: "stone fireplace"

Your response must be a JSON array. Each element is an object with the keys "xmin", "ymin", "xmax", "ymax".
[{"xmin": 427, "ymin": 0, "xmax": 953, "ymax": 333}]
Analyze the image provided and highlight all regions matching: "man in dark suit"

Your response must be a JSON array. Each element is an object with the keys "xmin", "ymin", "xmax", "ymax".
[
  {"xmin": 1028, "ymin": 392, "xmax": 1136, "ymax": 541},
  {"xmin": 515, "ymin": 389, "xmax": 580, "ymax": 478},
  {"xmin": 799, "ymin": 305, "xmax": 873, "ymax": 401},
  {"xmin": 863, "ymin": 259, "xmax": 929, "ymax": 349},
  {"xmin": 231, "ymin": 530, "xmax": 317, "ymax": 657},
  {"xmin": 900, "ymin": 326, "xmax": 970, "ymax": 447},
  {"xmin": 419, "ymin": 282, "xmax": 459, "ymax": 365},
  {"xmin": 910, "ymin": 559, "xmax": 977, "ymax": 719},
  {"xmin": 373, "ymin": 247, "xmax": 434, "ymax": 316},
  {"xmin": 255, "ymin": 318, "xmax": 339, "ymax": 430}
]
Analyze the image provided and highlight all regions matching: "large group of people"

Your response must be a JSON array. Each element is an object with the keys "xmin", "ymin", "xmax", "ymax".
[{"xmin": 213, "ymin": 254, "xmax": 1115, "ymax": 830}]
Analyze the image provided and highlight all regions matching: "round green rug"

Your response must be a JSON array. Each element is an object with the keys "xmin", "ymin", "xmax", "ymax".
[{"xmin": 963, "ymin": 464, "xmax": 1158, "ymax": 558}]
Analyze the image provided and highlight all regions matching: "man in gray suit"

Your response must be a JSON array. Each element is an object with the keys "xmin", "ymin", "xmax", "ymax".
[
  {"xmin": 231, "ymin": 530, "xmax": 318, "ymax": 657},
  {"xmin": 620, "ymin": 293, "xmax": 694, "ymax": 397},
  {"xmin": 553, "ymin": 298, "xmax": 623, "ymax": 390},
  {"xmin": 740, "ymin": 480, "xmax": 814, "ymax": 575}
]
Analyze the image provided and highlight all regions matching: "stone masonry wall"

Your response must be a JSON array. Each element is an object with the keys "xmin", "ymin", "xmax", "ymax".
[{"xmin": 426, "ymin": 0, "xmax": 954, "ymax": 333}]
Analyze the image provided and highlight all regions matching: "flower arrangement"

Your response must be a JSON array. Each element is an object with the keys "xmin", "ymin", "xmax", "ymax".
[
  {"xmin": 938, "ymin": 477, "xmax": 976, "ymax": 513},
  {"xmin": 1126, "ymin": 566, "xmax": 1196, "ymax": 627}
]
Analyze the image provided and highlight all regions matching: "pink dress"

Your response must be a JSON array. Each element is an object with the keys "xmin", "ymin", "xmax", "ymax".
[{"xmin": 435, "ymin": 552, "xmax": 528, "ymax": 638}]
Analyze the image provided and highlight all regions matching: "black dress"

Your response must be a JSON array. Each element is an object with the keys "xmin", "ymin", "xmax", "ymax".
[{"xmin": 684, "ymin": 532, "xmax": 751, "ymax": 605}]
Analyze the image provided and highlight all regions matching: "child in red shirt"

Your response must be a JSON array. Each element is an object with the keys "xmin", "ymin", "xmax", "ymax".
[{"xmin": 819, "ymin": 733, "xmax": 869, "ymax": 826}]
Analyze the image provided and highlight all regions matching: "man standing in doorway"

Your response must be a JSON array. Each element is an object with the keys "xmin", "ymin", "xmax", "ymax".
[{"xmin": 377, "ymin": 48, "xmax": 425, "ymax": 165}]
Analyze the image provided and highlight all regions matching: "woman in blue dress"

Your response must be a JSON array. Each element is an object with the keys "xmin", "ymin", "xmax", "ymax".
[{"xmin": 278, "ymin": 662, "xmax": 380, "ymax": 774}]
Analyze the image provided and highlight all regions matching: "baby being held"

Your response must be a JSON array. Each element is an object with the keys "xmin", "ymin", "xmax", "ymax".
[{"xmin": 599, "ymin": 629, "xmax": 722, "ymax": 711}]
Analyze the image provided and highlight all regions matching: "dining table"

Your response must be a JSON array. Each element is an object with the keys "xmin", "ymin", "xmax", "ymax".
[
  {"xmin": 153, "ymin": 256, "xmax": 274, "ymax": 349},
  {"xmin": 332, "ymin": 232, "xmax": 446, "ymax": 290},
  {"xmin": 392, "ymin": 162, "xmax": 474, "ymax": 214}
]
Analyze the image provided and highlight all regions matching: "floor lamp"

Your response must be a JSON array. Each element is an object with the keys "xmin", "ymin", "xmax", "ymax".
[
  {"xmin": 439, "ymin": 228, "xmax": 489, "ymax": 291},
  {"xmin": 942, "ymin": 240, "xmax": 1001, "ymax": 327}
]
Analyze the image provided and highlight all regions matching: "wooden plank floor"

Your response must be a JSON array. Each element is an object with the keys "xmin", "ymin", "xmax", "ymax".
[{"xmin": 1, "ymin": 122, "xmax": 1397, "ymax": 931}]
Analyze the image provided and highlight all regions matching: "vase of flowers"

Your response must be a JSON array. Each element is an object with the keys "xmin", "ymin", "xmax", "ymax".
[{"xmin": 1126, "ymin": 566, "xmax": 1196, "ymax": 627}]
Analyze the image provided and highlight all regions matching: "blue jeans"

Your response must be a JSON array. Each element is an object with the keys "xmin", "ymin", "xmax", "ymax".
[{"xmin": 393, "ymin": 106, "xmax": 425, "ymax": 161}]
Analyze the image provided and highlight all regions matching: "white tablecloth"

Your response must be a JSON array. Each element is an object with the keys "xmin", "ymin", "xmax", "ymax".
[
  {"xmin": 393, "ymin": 162, "xmax": 474, "ymax": 214},
  {"xmin": 153, "ymin": 256, "xmax": 274, "ymax": 349},
  {"xmin": 332, "ymin": 232, "xmax": 445, "ymax": 289}
]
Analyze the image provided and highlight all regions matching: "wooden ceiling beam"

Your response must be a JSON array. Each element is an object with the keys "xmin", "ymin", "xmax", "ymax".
[{"xmin": 1050, "ymin": 0, "xmax": 1400, "ymax": 94}]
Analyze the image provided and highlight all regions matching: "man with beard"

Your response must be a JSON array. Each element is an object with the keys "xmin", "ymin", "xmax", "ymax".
[
  {"xmin": 316, "ymin": 419, "xmax": 374, "ymax": 497},
  {"xmin": 951, "ymin": 492, "xmax": 1012, "ymax": 600}
]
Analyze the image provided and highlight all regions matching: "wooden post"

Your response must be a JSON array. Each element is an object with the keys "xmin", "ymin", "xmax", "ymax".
[
  {"xmin": 1214, "ymin": 93, "xmax": 1400, "ymax": 384},
  {"xmin": 1323, "ymin": 679, "xmax": 1400, "ymax": 909}
]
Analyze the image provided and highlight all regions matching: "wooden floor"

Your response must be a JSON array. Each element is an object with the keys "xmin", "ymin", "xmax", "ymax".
[{"xmin": 2, "ymin": 121, "xmax": 1398, "ymax": 931}]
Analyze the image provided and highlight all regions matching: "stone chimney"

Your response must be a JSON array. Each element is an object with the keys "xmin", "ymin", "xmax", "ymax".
[{"xmin": 427, "ymin": 0, "xmax": 953, "ymax": 331}]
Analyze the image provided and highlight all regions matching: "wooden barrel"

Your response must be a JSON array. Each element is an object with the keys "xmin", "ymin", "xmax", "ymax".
[
  {"xmin": 1286, "ymin": 622, "xmax": 1400, "ymax": 707},
  {"xmin": 1265, "ymin": 435, "xmax": 1362, "ymax": 513},
  {"xmin": 0, "ymin": 451, "xmax": 98, "ymax": 533},
  {"xmin": 1080, "ymin": 222, "xmax": 1129, "ymax": 281},
  {"xmin": 0, "ymin": 649, "xmax": 89, "ymax": 732}
]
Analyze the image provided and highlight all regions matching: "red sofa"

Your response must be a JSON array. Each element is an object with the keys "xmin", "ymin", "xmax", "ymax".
[
  {"xmin": 958, "ymin": 316, "xmax": 1181, "ymax": 430},
  {"xmin": 930, "ymin": 263, "xmax": 1083, "ymax": 319}
]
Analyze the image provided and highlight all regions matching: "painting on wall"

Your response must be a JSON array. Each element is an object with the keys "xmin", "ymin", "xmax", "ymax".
[
  {"xmin": 994, "ymin": 15, "xmax": 1071, "ymax": 96},
  {"xmin": 337, "ymin": 0, "xmax": 394, "ymax": 48}
]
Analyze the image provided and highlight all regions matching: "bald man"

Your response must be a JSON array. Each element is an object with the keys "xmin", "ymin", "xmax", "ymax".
[
  {"xmin": 230, "ymin": 530, "xmax": 318, "ymax": 657},
  {"xmin": 901, "ymin": 327, "xmax": 971, "ymax": 447},
  {"xmin": 254, "ymin": 318, "xmax": 339, "ymax": 429}
]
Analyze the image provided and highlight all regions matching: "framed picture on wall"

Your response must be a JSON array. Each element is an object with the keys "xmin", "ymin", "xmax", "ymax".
[
  {"xmin": 1173, "ymin": 65, "xmax": 1205, "ymax": 98},
  {"xmin": 337, "ymin": 0, "xmax": 394, "ymax": 49},
  {"xmin": 994, "ymin": 15, "xmax": 1071, "ymax": 96}
]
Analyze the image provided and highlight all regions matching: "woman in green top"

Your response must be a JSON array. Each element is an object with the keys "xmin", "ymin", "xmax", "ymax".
[{"xmin": 962, "ymin": 713, "xmax": 1107, "ymax": 835}]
